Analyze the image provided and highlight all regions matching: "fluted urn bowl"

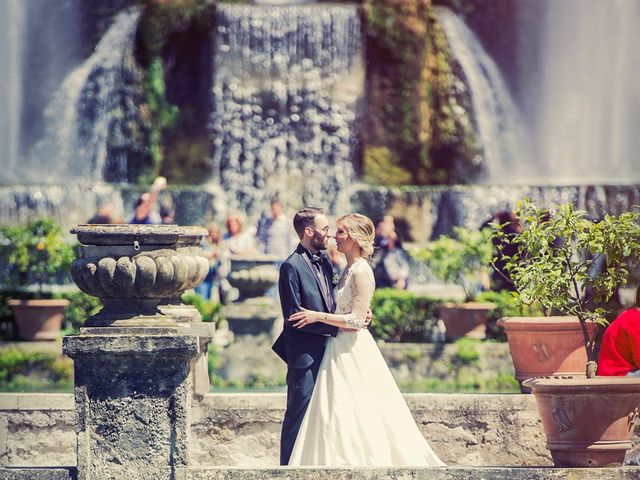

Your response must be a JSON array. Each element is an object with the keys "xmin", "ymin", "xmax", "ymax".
[
  {"xmin": 227, "ymin": 254, "xmax": 281, "ymax": 300},
  {"xmin": 70, "ymin": 224, "xmax": 209, "ymax": 327}
]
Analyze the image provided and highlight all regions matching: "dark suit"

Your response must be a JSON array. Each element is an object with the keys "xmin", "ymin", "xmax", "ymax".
[{"xmin": 272, "ymin": 243, "xmax": 338, "ymax": 465}]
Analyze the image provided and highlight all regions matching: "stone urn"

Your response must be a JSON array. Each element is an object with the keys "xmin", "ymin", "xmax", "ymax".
[
  {"xmin": 70, "ymin": 224, "xmax": 209, "ymax": 328},
  {"xmin": 524, "ymin": 377, "xmax": 640, "ymax": 467},
  {"xmin": 223, "ymin": 254, "xmax": 281, "ymax": 336},
  {"xmin": 63, "ymin": 224, "xmax": 213, "ymax": 479},
  {"xmin": 8, "ymin": 298, "xmax": 69, "ymax": 341},
  {"xmin": 68, "ymin": 224, "xmax": 214, "ymax": 398},
  {"xmin": 438, "ymin": 301, "xmax": 496, "ymax": 342},
  {"xmin": 498, "ymin": 316, "xmax": 594, "ymax": 393}
]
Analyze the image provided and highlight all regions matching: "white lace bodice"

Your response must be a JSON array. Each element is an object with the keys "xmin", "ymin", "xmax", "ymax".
[{"xmin": 335, "ymin": 258, "xmax": 376, "ymax": 329}]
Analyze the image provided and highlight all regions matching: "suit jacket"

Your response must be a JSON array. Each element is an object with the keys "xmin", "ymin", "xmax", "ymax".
[{"xmin": 272, "ymin": 244, "xmax": 338, "ymax": 367}]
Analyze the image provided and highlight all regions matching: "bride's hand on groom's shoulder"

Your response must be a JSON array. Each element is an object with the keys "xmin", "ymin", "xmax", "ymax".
[{"xmin": 289, "ymin": 308, "xmax": 320, "ymax": 328}]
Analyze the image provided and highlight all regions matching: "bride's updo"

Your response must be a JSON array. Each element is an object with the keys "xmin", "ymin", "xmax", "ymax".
[{"xmin": 337, "ymin": 213, "xmax": 375, "ymax": 258}]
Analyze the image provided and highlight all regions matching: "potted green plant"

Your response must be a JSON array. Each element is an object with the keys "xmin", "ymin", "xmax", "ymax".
[
  {"xmin": 412, "ymin": 227, "xmax": 496, "ymax": 341},
  {"xmin": 0, "ymin": 218, "xmax": 74, "ymax": 341},
  {"xmin": 496, "ymin": 199, "xmax": 640, "ymax": 467}
]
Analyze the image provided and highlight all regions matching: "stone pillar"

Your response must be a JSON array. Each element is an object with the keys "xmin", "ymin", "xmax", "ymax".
[{"xmin": 63, "ymin": 225, "xmax": 210, "ymax": 480}]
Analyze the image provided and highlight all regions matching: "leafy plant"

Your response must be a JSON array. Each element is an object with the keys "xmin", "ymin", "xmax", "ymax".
[
  {"xmin": 475, "ymin": 289, "xmax": 545, "ymax": 341},
  {"xmin": 495, "ymin": 200, "xmax": 640, "ymax": 377},
  {"xmin": 58, "ymin": 291, "xmax": 103, "ymax": 334},
  {"xmin": 369, "ymin": 288, "xmax": 447, "ymax": 342},
  {"xmin": 0, "ymin": 219, "xmax": 75, "ymax": 294},
  {"xmin": 411, "ymin": 227, "xmax": 494, "ymax": 300},
  {"xmin": 0, "ymin": 348, "xmax": 73, "ymax": 392},
  {"xmin": 181, "ymin": 292, "xmax": 224, "ymax": 326}
]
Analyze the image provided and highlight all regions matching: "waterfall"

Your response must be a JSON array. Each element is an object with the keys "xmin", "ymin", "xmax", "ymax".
[
  {"xmin": 28, "ymin": 9, "xmax": 141, "ymax": 183},
  {"xmin": 436, "ymin": 7, "xmax": 530, "ymax": 184},
  {"xmin": 533, "ymin": 0, "xmax": 640, "ymax": 184},
  {"xmin": 0, "ymin": 0, "xmax": 25, "ymax": 180},
  {"xmin": 209, "ymin": 4, "xmax": 364, "ymax": 217}
]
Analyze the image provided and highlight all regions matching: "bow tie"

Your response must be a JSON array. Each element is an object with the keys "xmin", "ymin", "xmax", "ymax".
[{"xmin": 310, "ymin": 254, "xmax": 323, "ymax": 267}]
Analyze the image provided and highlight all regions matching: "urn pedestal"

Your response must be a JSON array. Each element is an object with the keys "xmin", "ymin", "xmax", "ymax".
[{"xmin": 62, "ymin": 225, "xmax": 210, "ymax": 480}]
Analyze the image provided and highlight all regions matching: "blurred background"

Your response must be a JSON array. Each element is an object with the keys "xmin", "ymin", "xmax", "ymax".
[
  {"xmin": 1, "ymin": 0, "xmax": 639, "ymax": 233},
  {"xmin": 1, "ymin": 0, "xmax": 639, "ymax": 394}
]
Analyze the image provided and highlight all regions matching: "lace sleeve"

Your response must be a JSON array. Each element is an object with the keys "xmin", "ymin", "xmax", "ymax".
[{"xmin": 342, "ymin": 265, "xmax": 375, "ymax": 329}]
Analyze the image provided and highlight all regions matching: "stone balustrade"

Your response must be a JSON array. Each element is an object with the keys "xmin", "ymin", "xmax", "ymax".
[{"xmin": 3, "ymin": 391, "xmax": 639, "ymax": 469}]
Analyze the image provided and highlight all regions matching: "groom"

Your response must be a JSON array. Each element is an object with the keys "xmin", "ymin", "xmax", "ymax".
[{"xmin": 272, "ymin": 207, "xmax": 337, "ymax": 465}]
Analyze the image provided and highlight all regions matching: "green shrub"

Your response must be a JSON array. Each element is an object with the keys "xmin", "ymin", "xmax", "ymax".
[
  {"xmin": 453, "ymin": 338, "xmax": 480, "ymax": 366},
  {"xmin": 0, "ymin": 348, "xmax": 73, "ymax": 392},
  {"xmin": 56, "ymin": 291, "xmax": 103, "ymax": 334},
  {"xmin": 370, "ymin": 288, "xmax": 443, "ymax": 342},
  {"xmin": 181, "ymin": 292, "xmax": 224, "ymax": 326},
  {"xmin": 399, "ymin": 373, "xmax": 518, "ymax": 393},
  {"xmin": 0, "ymin": 218, "xmax": 75, "ymax": 293},
  {"xmin": 411, "ymin": 227, "xmax": 494, "ymax": 300},
  {"xmin": 475, "ymin": 289, "xmax": 545, "ymax": 341}
]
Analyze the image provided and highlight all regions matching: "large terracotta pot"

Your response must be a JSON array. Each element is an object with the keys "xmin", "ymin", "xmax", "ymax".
[
  {"xmin": 524, "ymin": 377, "xmax": 640, "ymax": 467},
  {"xmin": 438, "ymin": 301, "xmax": 496, "ymax": 341},
  {"xmin": 498, "ymin": 316, "xmax": 594, "ymax": 393},
  {"xmin": 8, "ymin": 298, "xmax": 70, "ymax": 341}
]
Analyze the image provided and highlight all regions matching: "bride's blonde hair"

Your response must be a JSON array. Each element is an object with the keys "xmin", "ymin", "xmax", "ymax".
[{"xmin": 337, "ymin": 213, "xmax": 375, "ymax": 258}]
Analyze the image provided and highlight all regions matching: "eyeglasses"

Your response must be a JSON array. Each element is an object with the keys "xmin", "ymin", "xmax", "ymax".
[{"xmin": 308, "ymin": 225, "xmax": 330, "ymax": 235}]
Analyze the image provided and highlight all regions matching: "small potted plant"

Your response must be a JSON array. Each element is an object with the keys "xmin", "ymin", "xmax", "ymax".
[
  {"xmin": 0, "ymin": 218, "xmax": 74, "ymax": 340},
  {"xmin": 496, "ymin": 199, "xmax": 640, "ymax": 467},
  {"xmin": 412, "ymin": 227, "xmax": 496, "ymax": 341}
]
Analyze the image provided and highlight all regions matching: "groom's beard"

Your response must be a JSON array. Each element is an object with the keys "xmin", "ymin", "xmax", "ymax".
[{"xmin": 311, "ymin": 232, "xmax": 328, "ymax": 251}]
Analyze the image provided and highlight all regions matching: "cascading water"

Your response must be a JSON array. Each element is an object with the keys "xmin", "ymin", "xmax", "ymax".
[
  {"xmin": 436, "ymin": 7, "xmax": 530, "ymax": 184},
  {"xmin": 0, "ymin": 0, "xmax": 25, "ymax": 179},
  {"xmin": 27, "ymin": 9, "xmax": 141, "ymax": 183},
  {"xmin": 209, "ymin": 4, "xmax": 364, "ymax": 217},
  {"xmin": 533, "ymin": 0, "xmax": 640, "ymax": 184}
]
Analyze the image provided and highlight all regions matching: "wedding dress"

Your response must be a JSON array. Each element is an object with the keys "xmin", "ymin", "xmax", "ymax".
[{"xmin": 288, "ymin": 258, "xmax": 445, "ymax": 466}]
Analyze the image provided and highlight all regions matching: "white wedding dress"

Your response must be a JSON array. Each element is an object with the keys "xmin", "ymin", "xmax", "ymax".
[{"xmin": 288, "ymin": 258, "xmax": 445, "ymax": 466}]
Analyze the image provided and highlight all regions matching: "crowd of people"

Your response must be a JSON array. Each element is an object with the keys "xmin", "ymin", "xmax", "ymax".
[
  {"xmin": 86, "ymin": 176, "xmax": 413, "ymax": 303},
  {"xmin": 87, "ymin": 186, "xmax": 640, "ymax": 378}
]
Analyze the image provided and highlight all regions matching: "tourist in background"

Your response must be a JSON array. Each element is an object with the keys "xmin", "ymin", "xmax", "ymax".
[
  {"xmin": 159, "ymin": 203, "xmax": 175, "ymax": 225},
  {"xmin": 224, "ymin": 212, "xmax": 257, "ymax": 255},
  {"xmin": 371, "ymin": 216, "xmax": 410, "ymax": 289},
  {"xmin": 597, "ymin": 286, "xmax": 640, "ymax": 377},
  {"xmin": 482, "ymin": 210, "xmax": 523, "ymax": 291},
  {"xmin": 87, "ymin": 202, "xmax": 117, "ymax": 224},
  {"xmin": 195, "ymin": 223, "xmax": 224, "ymax": 301},
  {"xmin": 130, "ymin": 176, "xmax": 166, "ymax": 224},
  {"xmin": 257, "ymin": 197, "xmax": 294, "ymax": 258}
]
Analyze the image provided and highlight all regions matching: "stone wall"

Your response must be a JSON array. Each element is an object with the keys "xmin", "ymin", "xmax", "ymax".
[
  {"xmin": 2, "ymin": 392, "xmax": 639, "ymax": 468},
  {"xmin": 0, "ymin": 392, "xmax": 552, "ymax": 467},
  {"xmin": 214, "ymin": 336, "xmax": 515, "ymax": 390}
]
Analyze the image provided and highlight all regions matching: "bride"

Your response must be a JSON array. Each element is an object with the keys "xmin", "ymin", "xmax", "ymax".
[{"xmin": 287, "ymin": 213, "xmax": 445, "ymax": 467}]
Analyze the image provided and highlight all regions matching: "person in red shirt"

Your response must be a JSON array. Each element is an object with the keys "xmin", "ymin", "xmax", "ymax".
[{"xmin": 598, "ymin": 291, "xmax": 640, "ymax": 377}]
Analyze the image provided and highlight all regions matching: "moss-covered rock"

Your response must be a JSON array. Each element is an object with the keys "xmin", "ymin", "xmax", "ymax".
[
  {"xmin": 425, "ymin": 4, "xmax": 481, "ymax": 183},
  {"xmin": 136, "ymin": 0, "xmax": 216, "ymax": 185},
  {"xmin": 363, "ymin": 0, "xmax": 481, "ymax": 186},
  {"xmin": 363, "ymin": 0, "xmax": 431, "ymax": 185}
]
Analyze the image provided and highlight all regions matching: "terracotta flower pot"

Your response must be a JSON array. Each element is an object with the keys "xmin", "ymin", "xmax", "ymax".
[
  {"xmin": 498, "ymin": 316, "xmax": 594, "ymax": 393},
  {"xmin": 524, "ymin": 377, "xmax": 640, "ymax": 467},
  {"xmin": 438, "ymin": 301, "xmax": 496, "ymax": 342},
  {"xmin": 8, "ymin": 298, "xmax": 70, "ymax": 341}
]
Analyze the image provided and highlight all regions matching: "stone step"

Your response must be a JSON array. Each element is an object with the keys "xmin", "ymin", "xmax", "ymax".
[{"xmin": 2, "ymin": 466, "xmax": 639, "ymax": 480}]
